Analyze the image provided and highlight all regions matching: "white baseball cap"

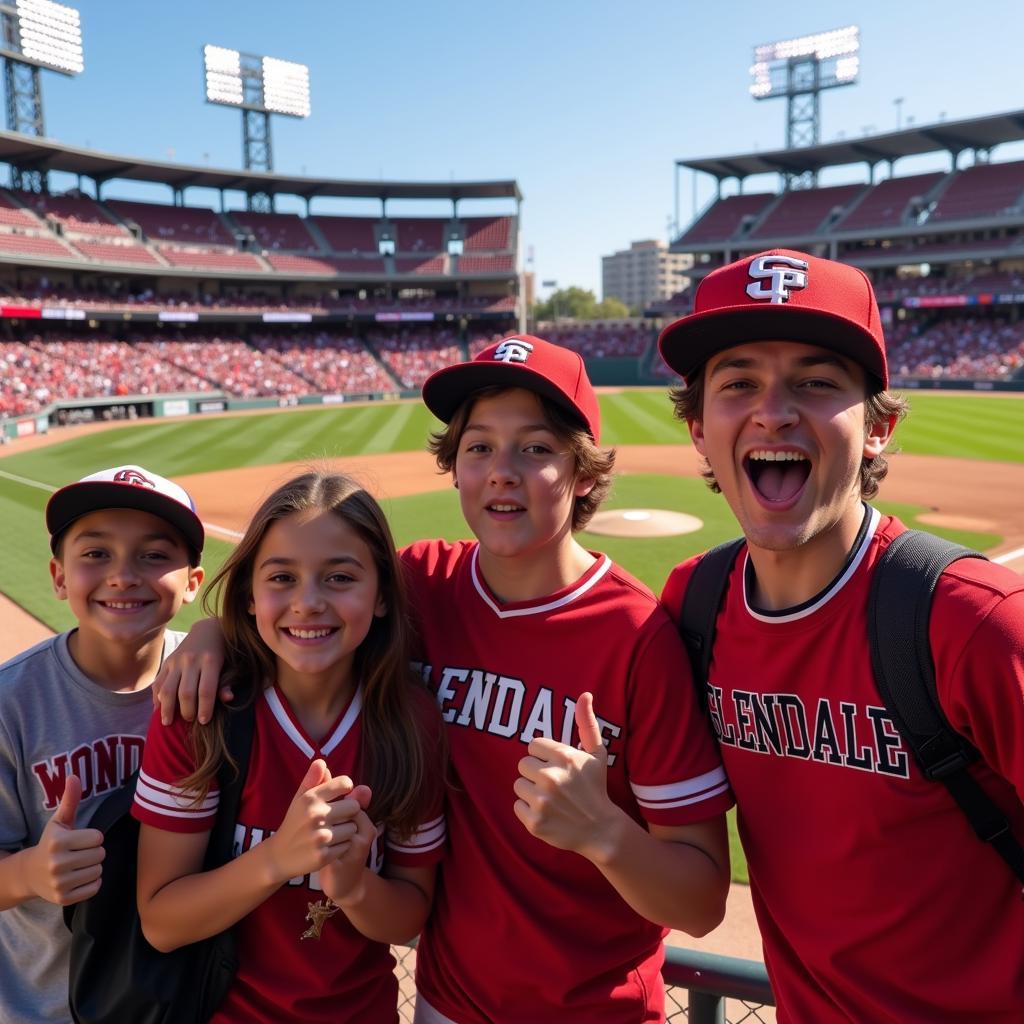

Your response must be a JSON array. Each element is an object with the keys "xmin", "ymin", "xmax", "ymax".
[{"xmin": 46, "ymin": 465, "xmax": 204, "ymax": 557}]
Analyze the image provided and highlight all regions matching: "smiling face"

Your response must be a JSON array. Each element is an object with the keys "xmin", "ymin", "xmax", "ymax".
[
  {"xmin": 50, "ymin": 507, "xmax": 203, "ymax": 652},
  {"xmin": 248, "ymin": 508, "xmax": 386, "ymax": 692},
  {"xmin": 690, "ymin": 340, "xmax": 894, "ymax": 558},
  {"xmin": 453, "ymin": 387, "xmax": 595, "ymax": 584}
]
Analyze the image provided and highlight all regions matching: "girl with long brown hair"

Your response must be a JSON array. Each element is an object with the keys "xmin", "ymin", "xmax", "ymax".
[{"xmin": 133, "ymin": 471, "xmax": 444, "ymax": 1024}]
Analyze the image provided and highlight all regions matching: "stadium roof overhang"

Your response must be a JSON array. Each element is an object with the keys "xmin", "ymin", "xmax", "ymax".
[
  {"xmin": 0, "ymin": 130, "xmax": 523, "ymax": 202},
  {"xmin": 677, "ymin": 109, "xmax": 1024, "ymax": 181}
]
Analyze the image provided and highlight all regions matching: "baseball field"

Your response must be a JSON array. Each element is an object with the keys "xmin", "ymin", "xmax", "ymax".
[
  {"xmin": 0, "ymin": 387, "xmax": 1022, "ymax": 892},
  {"xmin": 2, "ymin": 390, "xmax": 1021, "ymax": 636}
]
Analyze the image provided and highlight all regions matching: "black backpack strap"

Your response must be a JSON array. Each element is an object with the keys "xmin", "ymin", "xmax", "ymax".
[
  {"xmin": 869, "ymin": 529, "xmax": 1024, "ymax": 884},
  {"xmin": 206, "ymin": 699, "xmax": 256, "ymax": 868},
  {"xmin": 679, "ymin": 538, "xmax": 745, "ymax": 700}
]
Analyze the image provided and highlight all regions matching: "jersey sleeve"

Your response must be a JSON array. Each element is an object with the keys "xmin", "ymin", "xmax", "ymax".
[
  {"xmin": 934, "ymin": 578, "xmax": 1024, "ymax": 806},
  {"xmin": 385, "ymin": 689, "xmax": 447, "ymax": 867},
  {"xmin": 624, "ymin": 611, "xmax": 733, "ymax": 827},
  {"xmin": 131, "ymin": 705, "xmax": 220, "ymax": 833}
]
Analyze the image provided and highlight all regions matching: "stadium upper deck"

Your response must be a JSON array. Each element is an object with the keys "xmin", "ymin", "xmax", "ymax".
[
  {"xmin": 0, "ymin": 131, "xmax": 521, "ymax": 301},
  {"xmin": 671, "ymin": 109, "xmax": 1024, "ymax": 274}
]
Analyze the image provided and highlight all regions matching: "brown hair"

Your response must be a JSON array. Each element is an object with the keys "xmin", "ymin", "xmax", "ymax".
[
  {"xmin": 426, "ymin": 385, "xmax": 616, "ymax": 532},
  {"xmin": 669, "ymin": 369, "xmax": 909, "ymax": 500},
  {"xmin": 182, "ymin": 470, "xmax": 441, "ymax": 841}
]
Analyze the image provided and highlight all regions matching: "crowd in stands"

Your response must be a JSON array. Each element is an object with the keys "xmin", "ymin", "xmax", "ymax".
[
  {"xmin": 873, "ymin": 269, "xmax": 1024, "ymax": 303},
  {"xmin": 250, "ymin": 332, "xmax": 395, "ymax": 394},
  {"xmin": 887, "ymin": 316, "xmax": 1024, "ymax": 379},
  {"xmin": 4, "ymin": 312, "xmax": 1021, "ymax": 419},
  {"xmin": 0, "ymin": 337, "xmax": 211, "ymax": 416},
  {"xmin": 0, "ymin": 279, "xmax": 516, "ymax": 316},
  {"xmin": 371, "ymin": 328, "xmax": 462, "ymax": 389},
  {"xmin": 539, "ymin": 323, "xmax": 653, "ymax": 358}
]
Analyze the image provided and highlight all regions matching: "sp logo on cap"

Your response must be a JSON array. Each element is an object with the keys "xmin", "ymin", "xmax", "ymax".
[
  {"xmin": 746, "ymin": 254, "xmax": 809, "ymax": 304},
  {"xmin": 493, "ymin": 338, "xmax": 534, "ymax": 364},
  {"xmin": 112, "ymin": 469, "xmax": 156, "ymax": 488}
]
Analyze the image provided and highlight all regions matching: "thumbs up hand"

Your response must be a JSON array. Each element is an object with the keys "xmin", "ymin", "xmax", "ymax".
[
  {"xmin": 513, "ymin": 693, "xmax": 617, "ymax": 857},
  {"xmin": 263, "ymin": 760, "xmax": 370, "ymax": 886},
  {"xmin": 25, "ymin": 775, "xmax": 105, "ymax": 906}
]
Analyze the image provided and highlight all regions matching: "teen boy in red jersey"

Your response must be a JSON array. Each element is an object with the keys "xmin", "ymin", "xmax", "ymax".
[
  {"xmin": 658, "ymin": 249, "xmax": 1024, "ymax": 1023},
  {"xmin": 407, "ymin": 337, "xmax": 731, "ymax": 1023}
]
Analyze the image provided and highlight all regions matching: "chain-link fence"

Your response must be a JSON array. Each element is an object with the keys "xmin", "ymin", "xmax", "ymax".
[{"xmin": 391, "ymin": 943, "xmax": 776, "ymax": 1023}]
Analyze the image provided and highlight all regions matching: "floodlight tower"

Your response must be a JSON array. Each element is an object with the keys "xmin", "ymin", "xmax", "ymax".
[
  {"xmin": 0, "ymin": 0, "xmax": 83, "ymax": 191},
  {"xmin": 202, "ymin": 44, "xmax": 310, "ymax": 212},
  {"xmin": 749, "ymin": 25, "xmax": 860, "ymax": 189}
]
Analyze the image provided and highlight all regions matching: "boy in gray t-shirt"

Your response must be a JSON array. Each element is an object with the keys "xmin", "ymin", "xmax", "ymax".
[{"xmin": 0, "ymin": 465, "xmax": 205, "ymax": 1024}]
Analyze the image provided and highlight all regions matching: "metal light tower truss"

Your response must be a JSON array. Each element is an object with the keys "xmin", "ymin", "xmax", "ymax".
[
  {"xmin": 0, "ymin": 0, "xmax": 83, "ymax": 190},
  {"xmin": 203, "ymin": 44, "xmax": 310, "ymax": 212},
  {"xmin": 749, "ymin": 26, "xmax": 860, "ymax": 189}
]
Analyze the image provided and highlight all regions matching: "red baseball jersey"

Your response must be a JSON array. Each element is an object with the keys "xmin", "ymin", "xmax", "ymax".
[
  {"xmin": 662, "ymin": 510, "xmax": 1024, "ymax": 1024},
  {"xmin": 133, "ymin": 684, "xmax": 445, "ymax": 1024},
  {"xmin": 402, "ymin": 538, "xmax": 732, "ymax": 1024}
]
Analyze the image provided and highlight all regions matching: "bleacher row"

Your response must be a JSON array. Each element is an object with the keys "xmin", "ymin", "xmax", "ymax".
[
  {"xmin": 4, "ymin": 317, "xmax": 1020, "ymax": 420},
  {"xmin": 0, "ymin": 190, "xmax": 517, "ymax": 277},
  {"xmin": 681, "ymin": 160, "xmax": 1024, "ymax": 246}
]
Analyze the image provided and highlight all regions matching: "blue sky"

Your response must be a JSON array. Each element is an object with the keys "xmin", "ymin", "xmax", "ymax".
[{"xmin": 34, "ymin": 1, "xmax": 1024, "ymax": 296}]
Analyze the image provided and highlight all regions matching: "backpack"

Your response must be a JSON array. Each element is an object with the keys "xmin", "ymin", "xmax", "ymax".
[
  {"xmin": 678, "ymin": 529, "xmax": 1024, "ymax": 884},
  {"xmin": 64, "ymin": 700, "xmax": 256, "ymax": 1024}
]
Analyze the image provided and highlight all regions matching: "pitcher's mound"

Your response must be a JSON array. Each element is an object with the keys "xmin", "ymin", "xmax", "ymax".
[{"xmin": 587, "ymin": 508, "xmax": 703, "ymax": 538}]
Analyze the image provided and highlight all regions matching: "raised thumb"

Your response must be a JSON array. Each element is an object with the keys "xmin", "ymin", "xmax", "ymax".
[
  {"xmin": 574, "ymin": 692, "xmax": 605, "ymax": 756},
  {"xmin": 298, "ymin": 758, "xmax": 330, "ymax": 794},
  {"xmin": 349, "ymin": 784, "xmax": 372, "ymax": 810},
  {"xmin": 53, "ymin": 774, "xmax": 82, "ymax": 828}
]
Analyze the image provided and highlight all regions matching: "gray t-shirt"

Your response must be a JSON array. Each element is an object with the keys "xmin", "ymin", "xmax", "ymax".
[{"xmin": 0, "ymin": 629, "xmax": 183, "ymax": 1024}]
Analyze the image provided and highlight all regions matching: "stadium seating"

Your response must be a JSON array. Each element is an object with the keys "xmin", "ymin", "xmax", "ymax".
[
  {"xmin": 928, "ymin": 161, "xmax": 1024, "ymax": 222},
  {"xmin": 461, "ymin": 216, "xmax": 513, "ymax": 251},
  {"xmin": 308, "ymin": 215, "xmax": 380, "ymax": 253},
  {"xmin": 391, "ymin": 218, "xmax": 449, "ymax": 253},
  {"xmin": 157, "ymin": 247, "xmax": 267, "ymax": 272},
  {"xmin": 835, "ymin": 173, "xmax": 945, "ymax": 231},
  {"xmin": 72, "ymin": 240, "xmax": 162, "ymax": 266},
  {"xmin": 678, "ymin": 193, "xmax": 775, "ymax": 245},
  {"xmin": 106, "ymin": 199, "xmax": 235, "ymax": 246},
  {"xmin": 0, "ymin": 232, "xmax": 79, "ymax": 260},
  {"xmin": 748, "ymin": 183, "xmax": 867, "ymax": 241},
  {"xmin": 457, "ymin": 254, "xmax": 515, "ymax": 274},
  {"xmin": 227, "ymin": 211, "xmax": 321, "ymax": 252},
  {"xmin": 16, "ymin": 191, "xmax": 131, "ymax": 239}
]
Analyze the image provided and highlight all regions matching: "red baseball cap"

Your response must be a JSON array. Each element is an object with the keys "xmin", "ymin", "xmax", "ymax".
[
  {"xmin": 422, "ymin": 335, "xmax": 601, "ymax": 442},
  {"xmin": 46, "ymin": 464, "xmax": 204, "ymax": 557},
  {"xmin": 658, "ymin": 249, "xmax": 888, "ymax": 388}
]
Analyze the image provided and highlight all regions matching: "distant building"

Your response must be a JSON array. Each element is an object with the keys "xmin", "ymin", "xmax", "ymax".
[{"xmin": 602, "ymin": 240, "xmax": 691, "ymax": 309}]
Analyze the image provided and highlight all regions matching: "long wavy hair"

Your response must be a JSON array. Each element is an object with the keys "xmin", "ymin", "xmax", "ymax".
[{"xmin": 180, "ymin": 470, "xmax": 440, "ymax": 840}]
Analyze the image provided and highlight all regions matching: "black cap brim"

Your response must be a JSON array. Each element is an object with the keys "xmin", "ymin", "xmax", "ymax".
[
  {"xmin": 422, "ymin": 361, "xmax": 591, "ymax": 434},
  {"xmin": 659, "ymin": 304, "xmax": 887, "ymax": 387},
  {"xmin": 46, "ymin": 482, "xmax": 204, "ymax": 556}
]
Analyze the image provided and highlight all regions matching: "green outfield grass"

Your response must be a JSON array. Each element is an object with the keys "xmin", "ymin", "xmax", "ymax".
[
  {"xmin": 1, "ymin": 390, "xmax": 1017, "ymax": 884},
  {"xmin": 1, "ymin": 390, "xmax": 1017, "ymax": 632}
]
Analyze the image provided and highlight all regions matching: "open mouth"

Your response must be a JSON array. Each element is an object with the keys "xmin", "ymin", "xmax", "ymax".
[
  {"xmin": 744, "ymin": 450, "xmax": 810, "ymax": 503},
  {"xmin": 98, "ymin": 600, "xmax": 150, "ymax": 611},
  {"xmin": 487, "ymin": 503, "xmax": 525, "ymax": 514}
]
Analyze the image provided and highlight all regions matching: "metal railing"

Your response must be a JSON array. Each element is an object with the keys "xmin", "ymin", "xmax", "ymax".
[{"xmin": 392, "ymin": 943, "xmax": 775, "ymax": 1023}]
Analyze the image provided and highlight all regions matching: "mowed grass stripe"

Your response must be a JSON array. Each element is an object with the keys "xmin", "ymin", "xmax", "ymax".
[
  {"xmin": 601, "ymin": 392, "xmax": 682, "ymax": 445},
  {"xmin": 897, "ymin": 394, "xmax": 1024, "ymax": 461}
]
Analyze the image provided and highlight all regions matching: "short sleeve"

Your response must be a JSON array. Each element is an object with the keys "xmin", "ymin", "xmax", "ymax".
[{"xmin": 131, "ymin": 706, "xmax": 220, "ymax": 833}]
